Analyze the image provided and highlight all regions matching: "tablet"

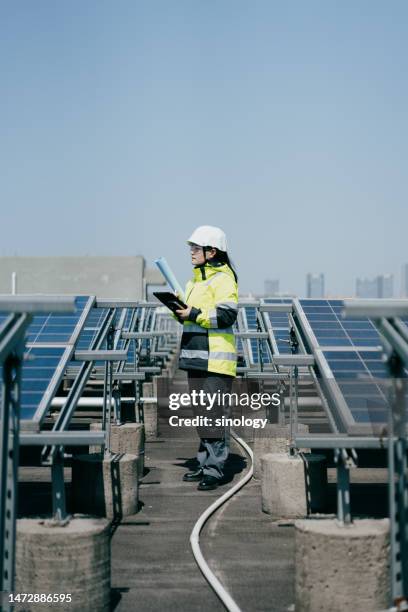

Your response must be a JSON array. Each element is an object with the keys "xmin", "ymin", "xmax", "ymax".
[{"xmin": 153, "ymin": 291, "xmax": 188, "ymax": 313}]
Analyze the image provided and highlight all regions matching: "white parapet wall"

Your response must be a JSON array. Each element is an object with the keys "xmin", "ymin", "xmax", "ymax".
[{"xmin": 0, "ymin": 255, "xmax": 152, "ymax": 299}]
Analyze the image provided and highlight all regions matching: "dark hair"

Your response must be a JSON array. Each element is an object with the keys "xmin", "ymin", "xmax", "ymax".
[{"xmin": 204, "ymin": 247, "xmax": 238, "ymax": 283}]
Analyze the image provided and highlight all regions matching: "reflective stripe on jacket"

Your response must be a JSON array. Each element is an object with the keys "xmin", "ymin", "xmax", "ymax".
[{"xmin": 178, "ymin": 262, "xmax": 238, "ymax": 377}]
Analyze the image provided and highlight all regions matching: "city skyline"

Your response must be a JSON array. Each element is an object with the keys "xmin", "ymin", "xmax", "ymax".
[{"xmin": 262, "ymin": 267, "xmax": 408, "ymax": 298}]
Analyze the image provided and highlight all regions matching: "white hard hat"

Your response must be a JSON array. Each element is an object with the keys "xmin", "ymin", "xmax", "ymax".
[{"xmin": 187, "ymin": 225, "xmax": 227, "ymax": 252}]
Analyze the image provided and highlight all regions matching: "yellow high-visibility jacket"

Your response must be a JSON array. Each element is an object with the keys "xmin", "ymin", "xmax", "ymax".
[{"xmin": 178, "ymin": 262, "xmax": 238, "ymax": 377}]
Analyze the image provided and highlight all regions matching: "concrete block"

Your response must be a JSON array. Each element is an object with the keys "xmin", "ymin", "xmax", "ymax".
[
  {"xmin": 144, "ymin": 381, "xmax": 159, "ymax": 439},
  {"xmin": 261, "ymin": 454, "xmax": 307, "ymax": 518},
  {"xmin": 90, "ymin": 422, "xmax": 145, "ymax": 475},
  {"xmin": 167, "ymin": 354, "xmax": 179, "ymax": 378},
  {"xmin": 142, "ymin": 381, "xmax": 154, "ymax": 398},
  {"xmin": 295, "ymin": 518, "xmax": 390, "ymax": 611},
  {"xmin": 154, "ymin": 375, "xmax": 169, "ymax": 405},
  {"xmin": 72, "ymin": 452, "xmax": 138, "ymax": 519},
  {"xmin": 253, "ymin": 423, "xmax": 309, "ymax": 479},
  {"xmin": 144, "ymin": 402, "xmax": 158, "ymax": 440},
  {"xmin": 261, "ymin": 453, "xmax": 327, "ymax": 518},
  {"xmin": 16, "ymin": 516, "xmax": 110, "ymax": 612}
]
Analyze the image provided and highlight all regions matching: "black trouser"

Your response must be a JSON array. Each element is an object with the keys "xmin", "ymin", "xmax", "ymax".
[{"xmin": 187, "ymin": 370, "xmax": 233, "ymax": 480}]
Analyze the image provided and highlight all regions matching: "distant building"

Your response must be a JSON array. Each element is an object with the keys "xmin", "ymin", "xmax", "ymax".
[
  {"xmin": 377, "ymin": 274, "xmax": 393, "ymax": 298},
  {"xmin": 356, "ymin": 277, "xmax": 378, "ymax": 298},
  {"xmin": 402, "ymin": 264, "xmax": 408, "ymax": 297},
  {"xmin": 306, "ymin": 273, "xmax": 325, "ymax": 298},
  {"xmin": 264, "ymin": 279, "xmax": 279, "ymax": 296},
  {"xmin": 356, "ymin": 274, "xmax": 393, "ymax": 298}
]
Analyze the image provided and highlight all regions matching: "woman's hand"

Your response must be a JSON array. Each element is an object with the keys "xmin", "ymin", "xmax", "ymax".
[{"xmin": 175, "ymin": 306, "xmax": 192, "ymax": 321}]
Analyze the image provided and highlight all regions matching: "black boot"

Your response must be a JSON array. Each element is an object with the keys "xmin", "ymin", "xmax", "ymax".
[
  {"xmin": 183, "ymin": 468, "xmax": 203, "ymax": 482},
  {"xmin": 197, "ymin": 475, "xmax": 220, "ymax": 491}
]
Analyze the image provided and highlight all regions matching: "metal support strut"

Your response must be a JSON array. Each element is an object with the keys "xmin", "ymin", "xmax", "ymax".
[
  {"xmin": 0, "ymin": 350, "xmax": 23, "ymax": 598},
  {"xmin": 387, "ymin": 351, "xmax": 408, "ymax": 608},
  {"xmin": 289, "ymin": 327, "xmax": 299, "ymax": 455},
  {"xmin": 103, "ymin": 325, "xmax": 115, "ymax": 455},
  {"xmin": 334, "ymin": 447, "xmax": 357, "ymax": 525}
]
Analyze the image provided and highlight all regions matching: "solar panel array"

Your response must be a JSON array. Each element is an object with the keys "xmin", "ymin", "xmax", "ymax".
[
  {"xmin": 298, "ymin": 299, "xmax": 391, "ymax": 431},
  {"xmin": 235, "ymin": 298, "xmax": 403, "ymax": 432},
  {"xmin": 1, "ymin": 294, "xmax": 401, "ymax": 434},
  {"xmin": 14, "ymin": 299, "xmax": 176, "ymax": 425},
  {"xmin": 0, "ymin": 296, "xmax": 90, "ymax": 422}
]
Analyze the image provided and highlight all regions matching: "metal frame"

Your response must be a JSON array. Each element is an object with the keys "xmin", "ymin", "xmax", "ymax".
[
  {"xmin": 0, "ymin": 298, "xmax": 75, "ymax": 609},
  {"xmin": 235, "ymin": 298, "xmax": 383, "ymax": 437},
  {"xmin": 20, "ymin": 431, "xmax": 105, "ymax": 446},
  {"xmin": 102, "ymin": 324, "xmax": 115, "ymax": 451},
  {"xmin": 0, "ymin": 316, "xmax": 30, "ymax": 598},
  {"xmin": 41, "ymin": 307, "xmax": 116, "ymax": 461},
  {"xmin": 22, "ymin": 297, "xmax": 176, "ymax": 523},
  {"xmin": 260, "ymin": 301, "xmax": 293, "ymax": 358},
  {"xmin": 292, "ymin": 298, "xmax": 360, "ymax": 434},
  {"xmin": 21, "ymin": 295, "xmax": 96, "ymax": 431},
  {"xmin": 235, "ymin": 300, "xmax": 317, "ymax": 441},
  {"xmin": 295, "ymin": 434, "xmax": 388, "ymax": 449},
  {"xmin": 343, "ymin": 300, "xmax": 408, "ymax": 608},
  {"xmin": 0, "ymin": 293, "xmax": 178, "ymax": 603},
  {"xmin": 60, "ymin": 300, "xmax": 178, "ymax": 428},
  {"xmin": 235, "ymin": 300, "xmax": 280, "ymax": 371},
  {"xmin": 294, "ymin": 299, "xmax": 408, "ymax": 608},
  {"xmin": 238, "ymin": 298, "xmax": 406, "ymax": 542},
  {"xmin": 343, "ymin": 299, "xmax": 408, "ymax": 319},
  {"xmin": 236, "ymin": 307, "xmax": 253, "ymax": 368},
  {"xmin": 0, "ymin": 296, "xmax": 76, "ymax": 313},
  {"xmin": 40, "ymin": 307, "xmax": 118, "ymax": 521}
]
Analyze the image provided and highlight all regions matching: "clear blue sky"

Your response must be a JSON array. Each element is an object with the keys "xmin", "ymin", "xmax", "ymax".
[{"xmin": 2, "ymin": 1, "xmax": 407, "ymax": 296}]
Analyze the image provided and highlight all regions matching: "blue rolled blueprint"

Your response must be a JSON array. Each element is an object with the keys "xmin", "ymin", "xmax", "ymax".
[{"xmin": 154, "ymin": 257, "xmax": 185, "ymax": 300}]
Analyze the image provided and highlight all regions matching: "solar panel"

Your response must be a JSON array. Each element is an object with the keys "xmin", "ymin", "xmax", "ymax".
[
  {"xmin": 0, "ymin": 296, "xmax": 92, "ymax": 425},
  {"xmin": 21, "ymin": 346, "xmax": 68, "ymax": 420},
  {"xmin": 299, "ymin": 299, "xmax": 381, "ymax": 349},
  {"xmin": 26, "ymin": 317, "xmax": 81, "ymax": 344},
  {"xmin": 323, "ymin": 348, "xmax": 390, "ymax": 426},
  {"xmin": 297, "ymin": 299, "xmax": 393, "ymax": 433}
]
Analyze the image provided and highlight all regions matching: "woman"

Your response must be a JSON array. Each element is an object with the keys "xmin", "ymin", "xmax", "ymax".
[{"xmin": 175, "ymin": 225, "xmax": 239, "ymax": 491}]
